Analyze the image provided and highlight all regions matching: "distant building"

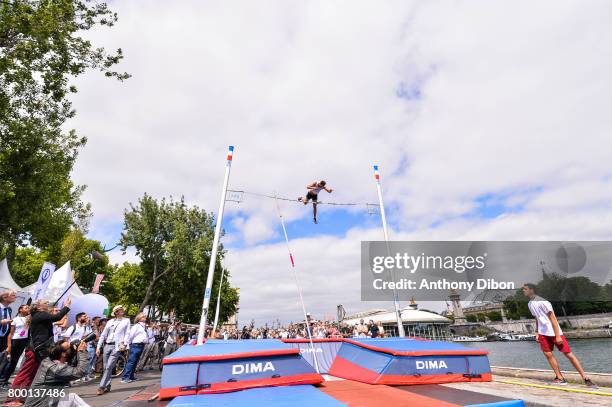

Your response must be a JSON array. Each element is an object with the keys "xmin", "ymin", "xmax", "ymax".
[
  {"xmin": 444, "ymin": 290, "xmax": 507, "ymax": 323},
  {"xmin": 449, "ymin": 290, "xmax": 466, "ymax": 324},
  {"xmin": 343, "ymin": 299, "xmax": 452, "ymax": 340},
  {"xmin": 462, "ymin": 302, "xmax": 506, "ymax": 320}
]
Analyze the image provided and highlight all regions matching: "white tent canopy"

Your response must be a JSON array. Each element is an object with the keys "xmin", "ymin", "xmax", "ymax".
[
  {"xmin": 0, "ymin": 258, "xmax": 31, "ymax": 314},
  {"xmin": 1, "ymin": 259, "xmax": 86, "ymax": 312},
  {"xmin": 0, "ymin": 258, "xmax": 22, "ymax": 292}
]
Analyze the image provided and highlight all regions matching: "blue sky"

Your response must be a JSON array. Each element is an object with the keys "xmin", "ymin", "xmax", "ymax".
[{"xmin": 72, "ymin": 0, "xmax": 612, "ymax": 324}]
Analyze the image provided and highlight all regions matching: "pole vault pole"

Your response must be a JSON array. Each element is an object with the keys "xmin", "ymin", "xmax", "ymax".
[
  {"xmin": 373, "ymin": 165, "xmax": 406, "ymax": 337},
  {"xmin": 197, "ymin": 145, "xmax": 234, "ymax": 345},
  {"xmin": 274, "ymin": 195, "xmax": 320, "ymax": 374},
  {"xmin": 211, "ymin": 267, "xmax": 225, "ymax": 335}
]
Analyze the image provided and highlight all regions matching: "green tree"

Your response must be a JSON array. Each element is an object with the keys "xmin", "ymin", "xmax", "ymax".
[
  {"xmin": 120, "ymin": 194, "xmax": 239, "ymax": 324},
  {"xmin": 503, "ymin": 293, "xmax": 532, "ymax": 320},
  {"xmin": 486, "ymin": 311, "xmax": 502, "ymax": 322},
  {"xmin": 466, "ymin": 314, "xmax": 477, "ymax": 323},
  {"xmin": 9, "ymin": 246, "xmax": 47, "ymax": 287},
  {"xmin": 105, "ymin": 262, "xmax": 147, "ymax": 315},
  {"xmin": 0, "ymin": 0, "xmax": 128, "ymax": 260},
  {"xmin": 54, "ymin": 229, "xmax": 110, "ymax": 291}
]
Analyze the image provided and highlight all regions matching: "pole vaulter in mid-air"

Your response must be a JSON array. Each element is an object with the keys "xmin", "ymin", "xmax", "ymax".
[
  {"xmin": 199, "ymin": 145, "xmax": 405, "ymax": 346},
  {"xmin": 298, "ymin": 180, "xmax": 333, "ymax": 223}
]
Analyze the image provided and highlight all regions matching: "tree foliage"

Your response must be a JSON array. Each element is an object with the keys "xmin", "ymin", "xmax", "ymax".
[
  {"xmin": 503, "ymin": 274, "xmax": 612, "ymax": 319},
  {"xmin": 0, "ymin": 0, "xmax": 128, "ymax": 259},
  {"xmin": 105, "ymin": 262, "xmax": 147, "ymax": 315},
  {"xmin": 486, "ymin": 311, "xmax": 502, "ymax": 322},
  {"xmin": 53, "ymin": 229, "xmax": 110, "ymax": 290},
  {"xmin": 120, "ymin": 194, "xmax": 239, "ymax": 324}
]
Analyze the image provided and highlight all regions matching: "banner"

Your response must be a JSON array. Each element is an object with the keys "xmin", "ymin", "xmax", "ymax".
[
  {"xmin": 91, "ymin": 274, "xmax": 105, "ymax": 294},
  {"xmin": 31, "ymin": 262, "xmax": 56, "ymax": 302}
]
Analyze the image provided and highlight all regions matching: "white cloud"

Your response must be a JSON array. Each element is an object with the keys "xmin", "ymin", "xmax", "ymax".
[
  {"xmin": 107, "ymin": 247, "xmax": 141, "ymax": 266},
  {"xmin": 67, "ymin": 1, "xmax": 612, "ymax": 324}
]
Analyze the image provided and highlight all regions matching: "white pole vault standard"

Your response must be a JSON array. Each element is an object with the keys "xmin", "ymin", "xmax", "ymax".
[
  {"xmin": 198, "ymin": 145, "xmax": 234, "ymax": 345},
  {"xmin": 274, "ymin": 195, "xmax": 320, "ymax": 373},
  {"xmin": 373, "ymin": 165, "xmax": 406, "ymax": 337},
  {"xmin": 211, "ymin": 266, "xmax": 225, "ymax": 335}
]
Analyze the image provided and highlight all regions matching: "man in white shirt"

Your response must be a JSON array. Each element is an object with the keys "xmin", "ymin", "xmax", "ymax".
[
  {"xmin": 136, "ymin": 320, "xmax": 157, "ymax": 372},
  {"xmin": 121, "ymin": 313, "xmax": 148, "ymax": 383},
  {"xmin": 357, "ymin": 319, "xmax": 368, "ymax": 338},
  {"xmin": 96, "ymin": 305, "xmax": 130, "ymax": 395},
  {"xmin": 62, "ymin": 313, "xmax": 92, "ymax": 344},
  {"xmin": 523, "ymin": 284, "xmax": 596, "ymax": 388},
  {"xmin": 61, "ymin": 312, "xmax": 91, "ymax": 383}
]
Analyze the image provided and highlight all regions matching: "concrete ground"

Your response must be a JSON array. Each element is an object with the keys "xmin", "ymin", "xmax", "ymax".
[
  {"xmin": 0, "ymin": 370, "xmax": 162, "ymax": 407},
  {"xmin": 446, "ymin": 375, "xmax": 612, "ymax": 407},
  {"xmin": 1, "ymin": 371, "xmax": 610, "ymax": 406},
  {"xmin": 71, "ymin": 370, "xmax": 162, "ymax": 407}
]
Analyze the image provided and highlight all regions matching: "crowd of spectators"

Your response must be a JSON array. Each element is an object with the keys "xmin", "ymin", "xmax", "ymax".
[
  {"xmin": 0, "ymin": 289, "xmax": 199, "ymax": 407},
  {"xmin": 0, "ymin": 288, "xmax": 386, "ymax": 406},
  {"xmin": 217, "ymin": 318, "xmax": 387, "ymax": 340}
]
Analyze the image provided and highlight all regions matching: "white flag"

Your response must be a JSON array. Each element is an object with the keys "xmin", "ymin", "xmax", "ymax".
[{"xmin": 32, "ymin": 262, "xmax": 56, "ymax": 302}]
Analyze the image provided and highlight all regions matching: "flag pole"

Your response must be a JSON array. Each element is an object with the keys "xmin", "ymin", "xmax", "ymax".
[
  {"xmin": 197, "ymin": 146, "xmax": 234, "ymax": 345},
  {"xmin": 274, "ymin": 194, "xmax": 320, "ymax": 373},
  {"xmin": 373, "ymin": 165, "xmax": 406, "ymax": 337}
]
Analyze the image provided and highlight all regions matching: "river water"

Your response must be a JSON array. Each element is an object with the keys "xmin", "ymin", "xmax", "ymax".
[{"xmin": 463, "ymin": 338, "xmax": 612, "ymax": 373}]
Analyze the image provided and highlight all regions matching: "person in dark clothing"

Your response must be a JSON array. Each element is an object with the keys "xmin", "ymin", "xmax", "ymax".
[
  {"xmin": 28, "ymin": 299, "xmax": 71, "ymax": 360},
  {"xmin": 369, "ymin": 320, "xmax": 379, "ymax": 338},
  {"xmin": 240, "ymin": 326, "xmax": 251, "ymax": 340},
  {"xmin": 24, "ymin": 339, "xmax": 89, "ymax": 407},
  {"xmin": 4, "ymin": 298, "xmax": 71, "ymax": 404}
]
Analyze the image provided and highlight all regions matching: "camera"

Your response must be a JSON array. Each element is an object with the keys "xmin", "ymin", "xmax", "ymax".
[
  {"xmin": 67, "ymin": 332, "xmax": 96, "ymax": 366},
  {"xmin": 69, "ymin": 331, "xmax": 97, "ymax": 347}
]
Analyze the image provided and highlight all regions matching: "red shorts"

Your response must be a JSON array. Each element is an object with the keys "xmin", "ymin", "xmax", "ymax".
[{"xmin": 538, "ymin": 335, "xmax": 571, "ymax": 353}]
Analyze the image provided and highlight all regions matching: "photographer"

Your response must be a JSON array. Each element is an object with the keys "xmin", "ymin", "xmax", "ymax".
[
  {"xmin": 5, "ymin": 298, "xmax": 71, "ymax": 405},
  {"xmin": 23, "ymin": 339, "xmax": 89, "ymax": 407}
]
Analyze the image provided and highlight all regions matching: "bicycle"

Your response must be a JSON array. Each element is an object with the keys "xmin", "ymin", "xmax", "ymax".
[{"xmin": 94, "ymin": 349, "xmax": 128, "ymax": 378}]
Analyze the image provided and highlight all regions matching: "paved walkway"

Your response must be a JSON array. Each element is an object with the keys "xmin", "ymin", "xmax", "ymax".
[
  {"xmin": 447, "ymin": 375, "xmax": 612, "ymax": 407},
  {"xmin": 1, "ymin": 371, "xmax": 610, "ymax": 406},
  {"xmin": 0, "ymin": 370, "xmax": 162, "ymax": 407}
]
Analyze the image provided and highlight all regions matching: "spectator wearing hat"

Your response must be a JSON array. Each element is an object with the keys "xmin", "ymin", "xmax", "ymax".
[{"xmin": 96, "ymin": 305, "xmax": 130, "ymax": 395}]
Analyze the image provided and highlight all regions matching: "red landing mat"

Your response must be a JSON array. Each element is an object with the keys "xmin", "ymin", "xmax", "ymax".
[{"xmin": 318, "ymin": 380, "xmax": 457, "ymax": 407}]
